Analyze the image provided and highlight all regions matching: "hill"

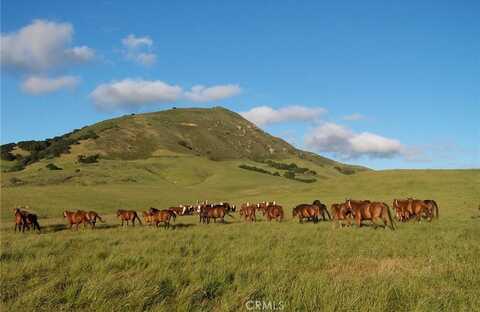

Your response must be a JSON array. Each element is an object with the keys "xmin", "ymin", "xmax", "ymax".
[{"xmin": 0, "ymin": 107, "xmax": 367, "ymax": 188}]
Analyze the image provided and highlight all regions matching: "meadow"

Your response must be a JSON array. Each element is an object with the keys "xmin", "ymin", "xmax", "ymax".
[{"xmin": 1, "ymin": 154, "xmax": 479, "ymax": 311}]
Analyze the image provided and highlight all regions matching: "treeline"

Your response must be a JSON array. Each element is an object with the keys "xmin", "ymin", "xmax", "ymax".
[
  {"xmin": 0, "ymin": 130, "xmax": 99, "ymax": 171},
  {"xmin": 263, "ymin": 160, "xmax": 317, "ymax": 175},
  {"xmin": 238, "ymin": 163, "xmax": 316, "ymax": 183}
]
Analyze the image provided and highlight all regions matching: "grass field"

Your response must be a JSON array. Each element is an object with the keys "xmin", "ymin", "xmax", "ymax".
[{"xmin": 1, "ymin": 154, "xmax": 479, "ymax": 311}]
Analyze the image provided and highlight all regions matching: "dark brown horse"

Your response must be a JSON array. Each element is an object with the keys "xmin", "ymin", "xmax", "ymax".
[
  {"xmin": 346, "ymin": 200, "xmax": 395, "ymax": 230},
  {"xmin": 263, "ymin": 204, "xmax": 284, "ymax": 222},
  {"xmin": 239, "ymin": 203, "xmax": 256, "ymax": 222},
  {"xmin": 84, "ymin": 211, "xmax": 105, "ymax": 229},
  {"xmin": 14, "ymin": 207, "xmax": 41, "ymax": 232},
  {"xmin": 117, "ymin": 209, "xmax": 142, "ymax": 226}
]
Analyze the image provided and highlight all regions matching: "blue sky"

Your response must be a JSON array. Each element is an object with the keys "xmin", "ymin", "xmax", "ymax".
[{"xmin": 1, "ymin": 0, "xmax": 478, "ymax": 169}]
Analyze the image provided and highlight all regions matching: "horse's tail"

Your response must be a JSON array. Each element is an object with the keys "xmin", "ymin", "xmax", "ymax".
[
  {"xmin": 383, "ymin": 202, "xmax": 395, "ymax": 230},
  {"xmin": 431, "ymin": 200, "xmax": 439, "ymax": 219},
  {"xmin": 96, "ymin": 214, "xmax": 105, "ymax": 223},
  {"xmin": 134, "ymin": 212, "xmax": 142, "ymax": 225},
  {"xmin": 324, "ymin": 206, "xmax": 332, "ymax": 220}
]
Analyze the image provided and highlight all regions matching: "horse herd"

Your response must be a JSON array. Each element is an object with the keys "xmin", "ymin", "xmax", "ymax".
[{"xmin": 12, "ymin": 198, "xmax": 439, "ymax": 233}]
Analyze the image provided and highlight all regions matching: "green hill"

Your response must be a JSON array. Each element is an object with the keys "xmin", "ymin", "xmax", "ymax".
[{"xmin": 0, "ymin": 107, "xmax": 367, "ymax": 188}]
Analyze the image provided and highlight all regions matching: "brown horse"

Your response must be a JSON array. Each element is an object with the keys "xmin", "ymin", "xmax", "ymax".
[
  {"xmin": 331, "ymin": 202, "xmax": 353, "ymax": 227},
  {"xmin": 293, "ymin": 204, "xmax": 319, "ymax": 223},
  {"xmin": 63, "ymin": 210, "xmax": 88, "ymax": 230},
  {"xmin": 346, "ymin": 200, "xmax": 395, "ymax": 230},
  {"xmin": 263, "ymin": 204, "xmax": 284, "ymax": 222},
  {"xmin": 150, "ymin": 209, "xmax": 176, "ymax": 229},
  {"xmin": 201, "ymin": 206, "xmax": 234, "ymax": 224},
  {"xmin": 117, "ymin": 209, "xmax": 142, "ymax": 226},
  {"xmin": 14, "ymin": 208, "xmax": 28, "ymax": 232},
  {"xmin": 312, "ymin": 200, "xmax": 332, "ymax": 221},
  {"xmin": 239, "ymin": 203, "xmax": 256, "ymax": 222},
  {"xmin": 392, "ymin": 199, "xmax": 411, "ymax": 222},
  {"xmin": 142, "ymin": 211, "xmax": 153, "ymax": 225},
  {"xmin": 84, "ymin": 211, "xmax": 105, "ymax": 229},
  {"xmin": 393, "ymin": 198, "xmax": 439, "ymax": 222}
]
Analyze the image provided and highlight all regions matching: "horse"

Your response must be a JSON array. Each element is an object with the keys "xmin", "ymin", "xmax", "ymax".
[
  {"xmin": 292, "ymin": 204, "xmax": 320, "ymax": 223},
  {"xmin": 392, "ymin": 199, "xmax": 411, "ymax": 222},
  {"xmin": 142, "ymin": 211, "xmax": 153, "ymax": 225},
  {"xmin": 84, "ymin": 211, "xmax": 105, "ymax": 229},
  {"xmin": 312, "ymin": 200, "xmax": 332, "ymax": 221},
  {"xmin": 201, "ymin": 206, "xmax": 234, "ymax": 224},
  {"xmin": 330, "ymin": 202, "xmax": 353, "ymax": 227},
  {"xmin": 14, "ymin": 208, "xmax": 28, "ymax": 232},
  {"xmin": 263, "ymin": 204, "xmax": 284, "ymax": 222},
  {"xmin": 117, "ymin": 209, "xmax": 142, "ymax": 226},
  {"xmin": 239, "ymin": 202, "xmax": 256, "ymax": 222},
  {"xmin": 150, "ymin": 209, "xmax": 176, "ymax": 229},
  {"xmin": 63, "ymin": 210, "xmax": 89, "ymax": 230},
  {"xmin": 346, "ymin": 200, "xmax": 395, "ymax": 230}
]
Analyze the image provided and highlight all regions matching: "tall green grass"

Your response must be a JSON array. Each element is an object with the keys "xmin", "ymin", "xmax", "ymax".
[{"xmin": 1, "ymin": 162, "xmax": 479, "ymax": 311}]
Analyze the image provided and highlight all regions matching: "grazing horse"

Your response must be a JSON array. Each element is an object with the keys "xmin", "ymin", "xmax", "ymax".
[
  {"xmin": 312, "ymin": 200, "xmax": 332, "ymax": 221},
  {"xmin": 142, "ymin": 211, "xmax": 154, "ymax": 225},
  {"xmin": 201, "ymin": 206, "xmax": 234, "ymax": 224},
  {"xmin": 256, "ymin": 201, "xmax": 275, "ymax": 214},
  {"xmin": 392, "ymin": 199, "xmax": 412, "ymax": 222},
  {"xmin": 331, "ymin": 203, "xmax": 353, "ymax": 227},
  {"xmin": 239, "ymin": 203, "xmax": 256, "ymax": 222},
  {"xmin": 393, "ymin": 198, "xmax": 439, "ymax": 222},
  {"xmin": 117, "ymin": 209, "xmax": 142, "ymax": 226},
  {"xmin": 151, "ymin": 210, "xmax": 176, "ymax": 229},
  {"xmin": 263, "ymin": 204, "xmax": 284, "ymax": 222},
  {"xmin": 346, "ymin": 200, "xmax": 395, "ymax": 230},
  {"xmin": 293, "ymin": 204, "xmax": 320, "ymax": 223}
]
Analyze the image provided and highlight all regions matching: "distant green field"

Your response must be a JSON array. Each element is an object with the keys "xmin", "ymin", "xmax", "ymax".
[{"xmin": 1, "ymin": 155, "xmax": 479, "ymax": 311}]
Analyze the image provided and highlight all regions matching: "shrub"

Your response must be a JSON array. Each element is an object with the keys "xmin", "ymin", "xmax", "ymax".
[
  {"xmin": 334, "ymin": 166, "xmax": 356, "ymax": 175},
  {"xmin": 8, "ymin": 162, "xmax": 25, "ymax": 172},
  {"xmin": 283, "ymin": 171, "xmax": 295, "ymax": 179},
  {"xmin": 178, "ymin": 140, "xmax": 193, "ymax": 150},
  {"xmin": 239, "ymin": 165, "xmax": 273, "ymax": 175},
  {"xmin": 0, "ymin": 143, "xmax": 16, "ymax": 161},
  {"xmin": 46, "ymin": 163, "xmax": 63, "ymax": 170},
  {"xmin": 78, "ymin": 154, "xmax": 100, "ymax": 164}
]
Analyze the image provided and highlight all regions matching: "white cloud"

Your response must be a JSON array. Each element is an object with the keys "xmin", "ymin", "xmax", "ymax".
[
  {"xmin": 121, "ymin": 34, "xmax": 152, "ymax": 49},
  {"xmin": 135, "ymin": 53, "xmax": 156, "ymax": 66},
  {"xmin": 21, "ymin": 75, "xmax": 79, "ymax": 95},
  {"xmin": 65, "ymin": 46, "xmax": 95, "ymax": 62},
  {"xmin": 121, "ymin": 34, "xmax": 156, "ymax": 66},
  {"xmin": 90, "ymin": 79, "xmax": 242, "ymax": 110},
  {"xmin": 184, "ymin": 84, "xmax": 241, "ymax": 102},
  {"xmin": 90, "ymin": 79, "xmax": 182, "ymax": 110},
  {"xmin": 0, "ymin": 19, "xmax": 94, "ymax": 73},
  {"xmin": 342, "ymin": 113, "xmax": 365, "ymax": 121},
  {"xmin": 305, "ymin": 122, "xmax": 404, "ymax": 159},
  {"xmin": 240, "ymin": 105, "xmax": 326, "ymax": 127}
]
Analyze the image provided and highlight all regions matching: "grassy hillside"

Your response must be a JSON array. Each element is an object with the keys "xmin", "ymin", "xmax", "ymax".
[{"xmin": 1, "ymin": 108, "xmax": 478, "ymax": 311}]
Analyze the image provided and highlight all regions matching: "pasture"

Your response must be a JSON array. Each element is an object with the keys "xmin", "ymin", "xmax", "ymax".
[{"xmin": 1, "ymin": 160, "xmax": 479, "ymax": 311}]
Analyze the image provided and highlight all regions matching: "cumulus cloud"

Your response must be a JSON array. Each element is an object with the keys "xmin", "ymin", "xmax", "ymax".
[
  {"xmin": 21, "ymin": 75, "xmax": 79, "ymax": 95},
  {"xmin": 0, "ymin": 19, "xmax": 94, "ymax": 73},
  {"xmin": 65, "ymin": 46, "xmax": 95, "ymax": 62},
  {"xmin": 90, "ymin": 79, "xmax": 242, "ymax": 110},
  {"xmin": 90, "ymin": 79, "xmax": 182, "ymax": 110},
  {"xmin": 240, "ymin": 105, "xmax": 326, "ymax": 127},
  {"xmin": 121, "ymin": 34, "xmax": 156, "ymax": 66},
  {"xmin": 184, "ymin": 84, "xmax": 241, "ymax": 102},
  {"xmin": 305, "ymin": 122, "xmax": 404, "ymax": 159},
  {"xmin": 343, "ymin": 113, "xmax": 365, "ymax": 121},
  {"xmin": 121, "ymin": 34, "xmax": 153, "ymax": 49}
]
